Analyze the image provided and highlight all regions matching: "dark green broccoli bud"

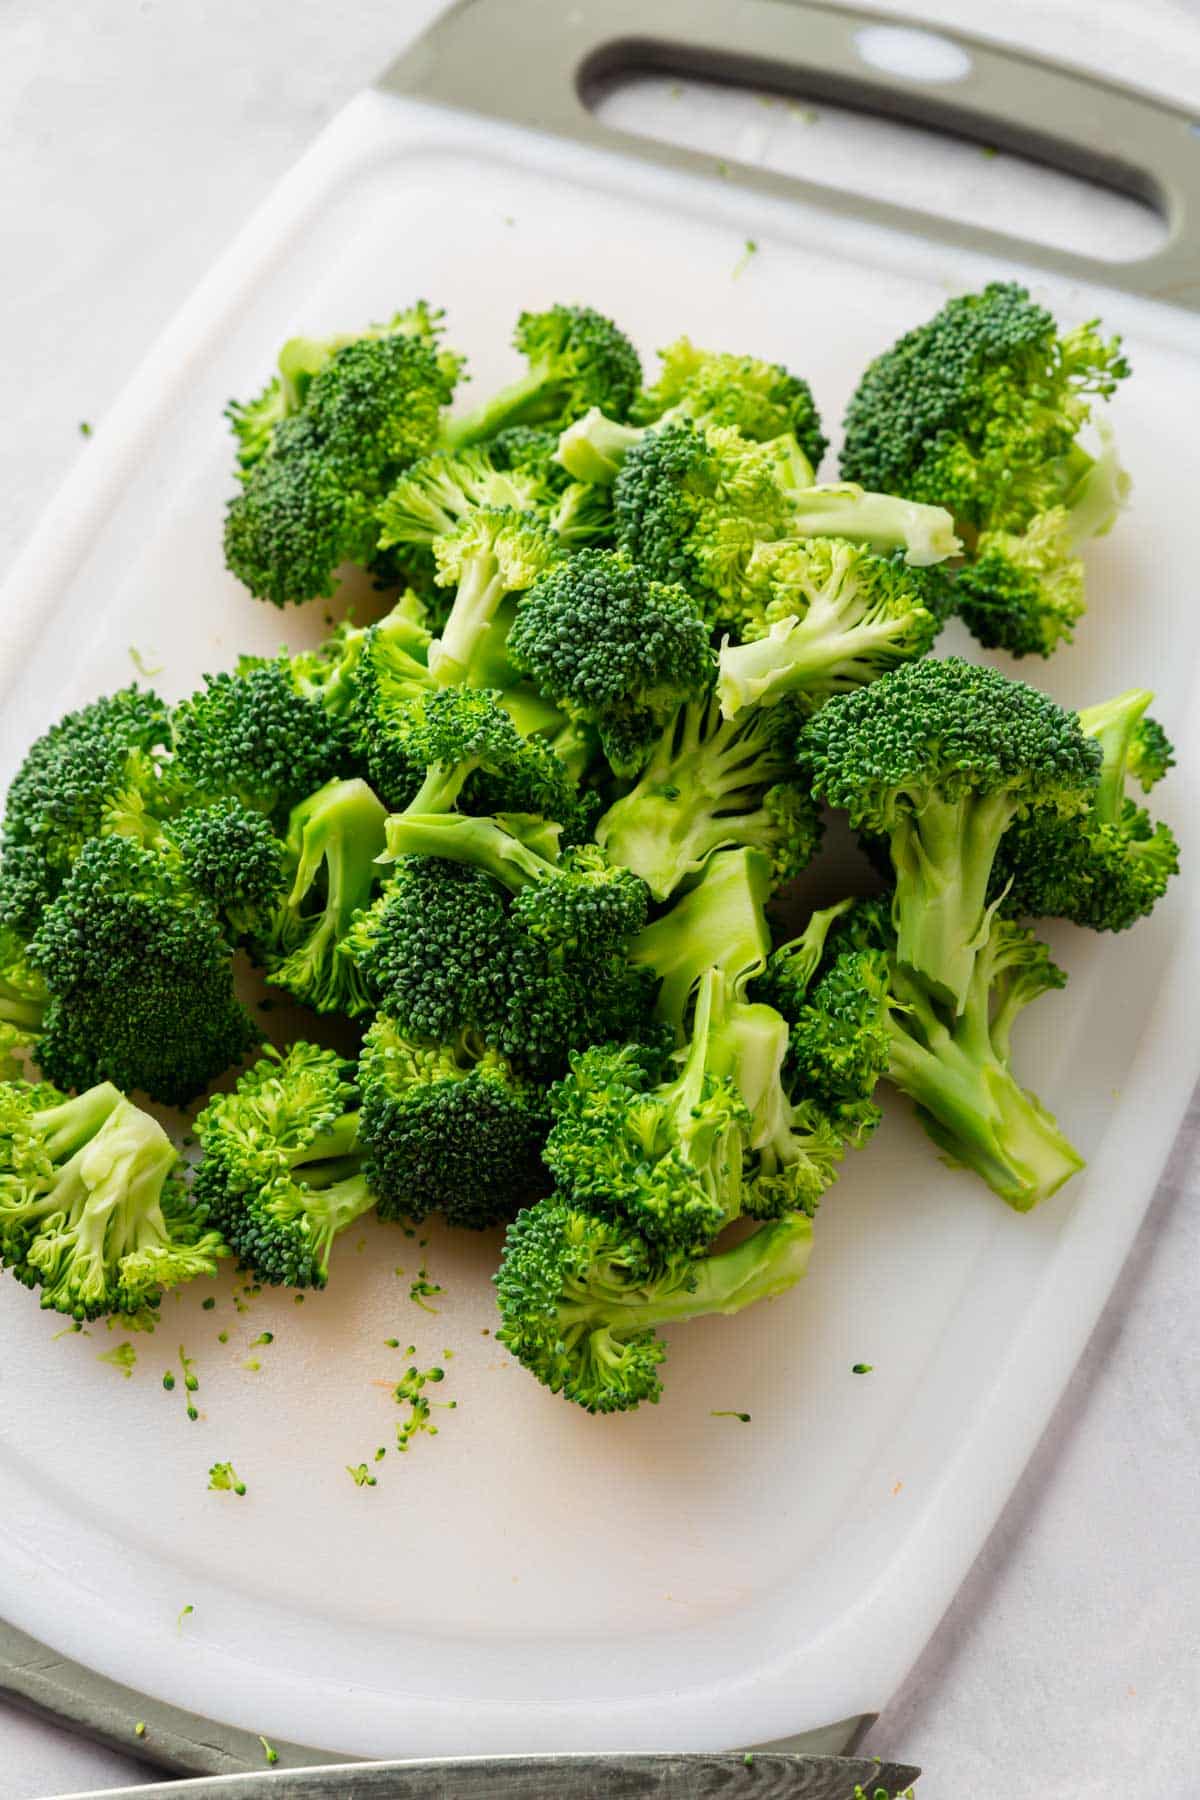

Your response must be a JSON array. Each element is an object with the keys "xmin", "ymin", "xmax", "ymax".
[
  {"xmin": 799, "ymin": 657, "xmax": 1101, "ymax": 1014},
  {"xmin": 443, "ymin": 305, "xmax": 642, "ymax": 449},
  {"xmin": 559, "ymin": 337, "xmax": 827, "ymax": 486},
  {"xmin": 193, "ymin": 1044, "xmax": 372, "ymax": 1288},
  {"xmin": 170, "ymin": 799, "xmax": 286, "ymax": 938},
  {"xmin": 716, "ymin": 539, "xmax": 943, "ymax": 716},
  {"xmin": 992, "ymin": 688, "xmax": 1179, "ymax": 932},
  {"xmin": 507, "ymin": 549, "xmax": 713, "ymax": 776},
  {"xmin": 614, "ymin": 420, "xmax": 958, "ymax": 629},
  {"xmin": 301, "ymin": 331, "xmax": 453, "ymax": 491},
  {"xmin": 259, "ymin": 778, "xmax": 388, "ymax": 1015},
  {"xmin": 596, "ymin": 685, "xmax": 821, "ymax": 901},
  {"xmin": 223, "ymin": 414, "xmax": 381, "ymax": 609},
  {"xmin": 494, "ymin": 1195, "xmax": 813, "ymax": 1413},
  {"xmin": 29, "ymin": 835, "xmax": 259, "ymax": 1105},
  {"xmin": 171, "ymin": 665, "xmax": 359, "ymax": 822},
  {"xmin": 352, "ymin": 819, "xmax": 653, "ymax": 1075},
  {"xmin": 771, "ymin": 898, "xmax": 1083, "ymax": 1209},
  {"xmin": 0, "ymin": 1080, "xmax": 227, "ymax": 1324},
  {"xmin": 358, "ymin": 1016, "xmax": 551, "ymax": 1229},
  {"xmin": 0, "ymin": 686, "xmax": 172, "ymax": 936}
]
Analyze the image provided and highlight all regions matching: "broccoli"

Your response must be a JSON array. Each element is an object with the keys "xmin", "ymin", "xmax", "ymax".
[
  {"xmin": 0, "ymin": 929, "xmax": 47, "ymax": 1077},
  {"xmin": 764, "ymin": 898, "xmax": 1084, "ymax": 1210},
  {"xmin": 557, "ymin": 336, "xmax": 826, "ymax": 483},
  {"xmin": 358, "ymin": 1016, "xmax": 551, "ymax": 1229},
  {"xmin": 595, "ymin": 682, "xmax": 821, "ymax": 901},
  {"xmin": 799, "ymin": 656, "xmax": 1101, "ymax": 1014},
  {"xmin": 840, "ymin": 283, "xmax": 1130, "ymax": 655},
  {"xmin": 441, "ymin": 305, "xmax": 641, "ymax": 449},
  {"xmin": 171, "ymin": 665, "xmax": 359, "ymax": 823},
  {"xmin": 259, "ymin": 778, "xmax": 388, "ymax": 1015},
  {"xmin": 613, "ymin": 419, "xmax": 959, "ymax": 630},
  {"xmin": 0, "ymin": 1080, "xmax": 226, "ymax": 1324},
  {"xmin": 350, "ymin": 817, "xmax": 652, "ymax": 1076},
  {"xmin": 506, "ymin": 549, "xmax": 713, "ymax": 776},
  {"xmin": 193, "ymin": 1044, "xmax": 373, "ymax": 1288},
  {"xmin": 992, "ymin": 688, "xmax": 1179, "ymax": 931},
  {"xmin": 376, "ymin": 447, "xmax": 543, "ymax": 555},
  {"xmin": 715, "ymin": 539, "xmax": 946, "ymax": 718},
  {"xmin": 170, "ymin": 798, "xmax": 286, "ymax": 939},
  {"xmin": 0, "ymin": 686, "xmax": 173, "ymax": 937},
  {"xmin": 29, "ymin": 834, "xmax": 259, "ymax": 1105},
  {"xmin": 494, "ymin": 1194, "xmax": 814, "ymax": 1414},
  {"xmin": 1127, "ymin": 711, "xmax": 1174, "ymax": 791}
]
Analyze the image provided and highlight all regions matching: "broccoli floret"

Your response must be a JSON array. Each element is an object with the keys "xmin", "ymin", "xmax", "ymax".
[
  {"xmin": 428, "ymin": 509, "xmax": 561, "ymax": 688},
  {"xmin": 301, "ymin": 330, "xmax": 456, "ymax": 490},
  {"xmin": 170, "ymin": 798, "xmax": 286, "ymax": 939},
  {"xmin": 376, "ymin": 447, "xmax": 543, "ymax": 554},
  {"xmin": 0, "ymin": 686, "xmax": 172, "ymax": 936},
  {"xmin": 259, "ymin": 778, "xmax": 388, "ymax": 1015},
  {"xmin": 558, "ymin": 337, "xmax": 827, "ymax": 484},
  {"xmin": 29, "ymin": 834, "xmax": 259, "ymax": 1104},
  {"xmin": 0, "ymin": 1080, "xmax": 226, "ymax": 1324},
  {"xmin": 614, "ymin": 420, "xmax": 958, "ymax": 630},
  {"xmin": 358, "ymin": 1016, "xmax": 551, "ymax": 1229},
  {"xmin": 799, "ymin": 657, "xmax": 1101, "ymax": 1014},
  {"xmin": 193, "ymin": 1044, "xmax": 373, "ymax": 1288},
  {"xmin": 992, "ymin": 688, "xmax": 1179, "ymax": 931},
  {"xmin": 442, "ymin": 305, "xmax": 641, "ymax": 449},
  {"xmin": 494, "ymin": 1195, "xmax": 814, "ymax": 1413},
  {"xmin": 716, "ymin": 539, "xmax": 945, "ymax": 716},
  {"xmin": 770, "ymin": 897, "xmax": 1083, "ymax": 1210},
  {"xmin": 0, "ymin": 928, "xmax": 47, "ymax": 1076},
  {"xmin": 840, "ymin": 283, "xmax": 1130, "ymax": 655},
  {"xmin": 171, "ymin": 665, "xmax": 359, "ymax": 822},
  {"xmin": 595, "ymin": 684, "xmax": 821, "ymax": 901},
  {"xmin": 506, "ymin": 550, "xmax": 713, "ymax": 776},
  {"xmin": 351, "ymin": 819, "xmax": 652, "ymax": 1075}
]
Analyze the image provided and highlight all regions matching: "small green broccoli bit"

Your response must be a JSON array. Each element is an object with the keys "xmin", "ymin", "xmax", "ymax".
[
  {"xmin": 799, "ymin": 656, "xmax": 1101, "ymax": 1015},
  {"xmin": 442, "ymin": 304, "xmax": 642, "ymax": 449},
  {"xmin": 193, "ymin": 1043, "xmax": 373, "ymax": 1288},
  {"xmin": 992, "ymin": 687, "xmax": 1179, "ymax": 931},
  {"xmin": 208, "ymin": 1461, "xmax": 247, "ymax": 1496},
  {"xmin": 359, "ymin": 1017, "xmax": 551, "ymax": 1230},
  {"xmin": 258, "ymin": 778, "xmax": 388, "ymax": 1016},
  {"xmin": 595, "ymin": 683, "xmax": 821, "ymax": 901},
  {"xmin": 715, "ymin": 538, "xmax": 945, "ymax": 717},
  {"xmin": 507, "ymin": 549, "xmax": 713, "ymax": 776},
  {"xmin": 0, "ymin": 1080, "xmax": 227, "ymax": 1324}
]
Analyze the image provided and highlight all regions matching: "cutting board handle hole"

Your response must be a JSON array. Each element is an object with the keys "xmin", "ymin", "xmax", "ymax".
[{"xmin": 583, "ymin": 51, "xmax": 1167, "ymax": 266}]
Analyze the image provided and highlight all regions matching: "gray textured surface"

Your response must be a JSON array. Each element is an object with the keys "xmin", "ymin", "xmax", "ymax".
[{"xmin": 2, "ymin": 1, "xmax": 1199, "ymax": 1796}]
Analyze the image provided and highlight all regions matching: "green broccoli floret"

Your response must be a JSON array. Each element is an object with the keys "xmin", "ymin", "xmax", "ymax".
[
  {"xmin": 171, "ymin": 665, "xmax": 359, "ymax": 822},
  {"xmin": 799, "ymin": 657, "xmax": 1100, "ymax": 1014},
  {"xmin": 494, "ymin": 1195, "xmax": 813, "ymax": 1413},
  {"xmin": 376, "ymin": 447, "xmax": 543, "ymax": 554},
  {"xmin": 170, "ymin": 798, "xmax": 286, "ymax": 939},
  {"xmin": 506, "ymin": 549, "xmax": 712, "ymax": 776},
  {"xmin": 0, "ymin": 1080, "xmax": 226, "ymax": 1324},
  {"xmin": 258, "ymin": 778, "xmax": 388, "ymax": 1015},
  {"xmin": 715, "ymin": 538, "xmax": 945, "ymax": 716},
  {"xmin": 768, "ymin": 898, "xmax": 1083, "ymax": 1210},
  {"xmin": 1127, "ymin": 712, "xmax": 1174, "ymax": 792},
  {"xmin": 193, "ymin": 1044, "xmax": 373, "ymax": 1288},
  {"xmin": 0, "ymin": 928, "xmax": 48, "ymax": 1076},
  {"xmin": 350, "ymin": 819, "xmax": 652, "ymax": 1075},
  {"xmin": 358, "ymin": 1016, "xmax": 551, "ymax": 1229},
  {"xmin": 614, "ymin": 419, "xmax": 958, "ymax": 630},
  {"xmin": 992, "ymin": 688, "xmax": 1179, "ymax": 931},
  {"xmin": 558, "ymin": 336, "xmax": 826, "ymax": 484},
  {"xmin": 442, "ymin": 305, "xmax": 641, "ymax": 449},
  {"xmin": 0, "ymin": 687, "xmax": 172, "ymax": 936},
  {"xmin": 29, "ymin": 834, "xmax": 259, "ymax": 1104},
  {"xmin": 840, "ymin": 283, "xmax": 1130, "ymax": 655},
  {"xmin": 595, "ymin": 682, "xmax": 821, "ymax": 901}
]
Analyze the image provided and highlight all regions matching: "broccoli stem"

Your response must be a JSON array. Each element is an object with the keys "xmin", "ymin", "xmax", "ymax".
[
  {"xmin": 631, "ymin": 847, "xmax": 772, "ymax": 1037},
  {"xmin": 1077, "ymin": 689, "xmax": 1153, "ymax": 826},
  {"xmin": 294, "ymin": 1171, "xmax": 375, "ymax": 1275},
  {"xmin": 441, "ymin": 369, "xmax": 558, "ymax": 451},
  {"xmin": 556, "ymin": 409, "xmax": 643, "ymax": 484},
  {"xmin": 429, "ymin": 551, "xmax": 510, "ymax": 687},
  {"xmin": 787, "ymin": 486, "xmax": 960, "ymax": 566},
  {"xmin": 889, "ymin": 791, "xmax": 1018, "ymax": 1013},
  {"xmin": 382, "ymin": 812, "xmax": 555, "ymax": 890},
  {"xmin": 717, "ymin": 608, "xmax": 917, "ymax": 717},
  {"xmin": 35, "ymin": 1083, "xmax": 124, "ymax": 1164},
  {"xmin": 596, "ymin": 696, "xmax": 789, "ymax": 901}
]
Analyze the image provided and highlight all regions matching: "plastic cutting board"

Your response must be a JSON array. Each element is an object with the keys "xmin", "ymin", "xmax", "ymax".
[{"xmin": 1, "ymin": 0, "xmax": 1198, "ymax": 1779}]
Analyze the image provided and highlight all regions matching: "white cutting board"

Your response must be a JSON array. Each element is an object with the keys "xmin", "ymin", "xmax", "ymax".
[{"xmin": 0, "ymin": 55, "xmax": 1197, "ymax": 1764}]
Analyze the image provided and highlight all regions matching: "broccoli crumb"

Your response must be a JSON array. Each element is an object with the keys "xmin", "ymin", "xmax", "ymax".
[
  {"xmin": 128, "ymin": 646, "xmax": 164, "ymax": 678},
  {"xmin": 374, "ymin": 1446, "xmax": 387, "ymax": 1461},
  {"xmin": 134, "ymin": 1721, "xmax": 146, "ymax": 1738},
  {"xmin": 162, "ymin": 1372, "xmax": 175, "ymax": 1390},
  {"xmin": 409, "ymin": 1266, "xmax": 443, "ymax": 1313},
  {"xmin": 394, "ymin": 1363, "xmax": 456, "ymax": 1451},
  {"xmin": 259, "ymin": 1736, "xmax": 279, "ymax": 1766},
  {"xmin": 52, "ymin": 1322, "xmax": 87, "ymax": 1339},
  {"xmin": 384, "ymin": 1337, "xmax": 400, "ymax": 1348},
  {"xmin": 242, "ymin": 1358, "xmax": 261, "ymax": 1372},
  {"xmin": 217, "ymin": 1330, "xmax": 229, "ymax": 1344},
  {"xmin": 97, "ymin": 1343, "xmax": 136, "ymax": 1378},
  {"xmin": 731, "ymin": 239, "xmax": 758, "ymax": 280},
  {"xmin": 201, "ymin": 1297, "xmax": 216, "ymax": 1311},
  {"xmin": 711, "ymin": 1410, "xmax": 752, "ymax": 1423},
  {"xmin": 250, "ymin": 1331, "xmax": 274, "ymax": 1346},
  {"xmin": 294, "ymin": 1294, "xmax": 305, "ymax": 1304},
  {"xmin": 347, "ymin": 1463, "xmax": 377, "ymax": 1487},
  {"xmin": 853, "ymin": 1362, "xmax": 874, "ymax": 1374},
  {"xmin": 208, "ymin": 1460, "xmax": 247, "ymax": 1496},
  {"xmin": 177, "ymin": 1604, "xmax": 194, "ymax": 1630},
  {"xmin": 179, "ymin": 1346, "xmax": 200, "ymax": 1420},
  {"xmin": 79, "ymin": 420, "xmax": 93, "ymax": 437}
]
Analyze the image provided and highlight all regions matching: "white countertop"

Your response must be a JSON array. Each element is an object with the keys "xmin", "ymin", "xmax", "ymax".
[{"xmin": 2, "ymin": 1, "xmax": 1199, "ymax": 1795}]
